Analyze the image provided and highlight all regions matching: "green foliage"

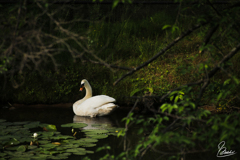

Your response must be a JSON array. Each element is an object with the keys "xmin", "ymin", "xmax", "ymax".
[
  {"xmin": 1, "ymin": 1, "xmax": 240, "ymax": 159},
  {"xmin": 102, "ymin": 96, "xmax": 240, "ymax": 159},
  {"xmin": 87, "ymin": 1, "xmax": 240, "ymax": 159}
]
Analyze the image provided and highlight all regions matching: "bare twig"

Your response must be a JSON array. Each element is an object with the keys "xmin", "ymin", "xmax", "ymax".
[
  {"xmin": 199, "ymin": 24, "xmax": 219, "ymax": 54},
  {"xmin": 207, "ymin": 0, "xmax": 222, "ymax": 17},
  {"xmin": 197, "ymin": 66, "xmax": 210, "ymax": 101},
  {"xmin": 82, "ymin": 56, "xmax": 132, "ymax": 71}
]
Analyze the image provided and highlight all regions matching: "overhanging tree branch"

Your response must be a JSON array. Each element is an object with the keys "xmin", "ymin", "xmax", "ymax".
[
  {"xmin": 159, "ymin": 42, "xmax": 240, "ymax": 103},
  {"xmin": 82, "ymin": 56, "xmax": 132, "ymax": 71},
  {"xmin": 113, "ymin": 21, "xmax": 209, "ymax": 86}
]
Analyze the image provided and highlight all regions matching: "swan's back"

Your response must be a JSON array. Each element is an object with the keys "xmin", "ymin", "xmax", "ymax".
[{"xmin": 73, "ymin": 95, "xmax": 118, "ymax": 117}]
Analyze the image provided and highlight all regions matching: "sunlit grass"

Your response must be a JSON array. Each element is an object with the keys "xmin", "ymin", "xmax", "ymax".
[{"xmin": 3, "ymin": 4, "xmax": 239, "ymax": 107}]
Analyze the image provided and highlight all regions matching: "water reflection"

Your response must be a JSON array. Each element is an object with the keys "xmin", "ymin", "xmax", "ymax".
[{"xmin": 73, "ymin": 115, "xmax": 113, "ymax": 130}]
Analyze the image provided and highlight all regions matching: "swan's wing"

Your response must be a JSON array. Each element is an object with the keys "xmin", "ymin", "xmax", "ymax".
[
  {"xmin": 76, "ymin": 95, "xmax": 115, "ymax": 110},
  {"xmin": 97, "ymin": 103, "xmax": 118, "ymax": 116},
  {"xmin": 74, "ymin": 95, "xmax": 117, "ymax": 117},
  {"xmin": 88, "ymin": 95, "xmax": 115, "ymax": 108}
]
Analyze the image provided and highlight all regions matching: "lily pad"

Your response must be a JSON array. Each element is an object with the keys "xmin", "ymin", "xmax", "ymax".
[
  {"xmin": 40, "ymin": 124, "xmax": 57, "ymax": 131},
  {"xmin": 62, "ymin": 144, "xmax": 79, "ymax": 149},
  {"xmin": 17, "ymin": 145, "xmax": 26, "ymax": 152},
  {"xmin": 78, "ymin": 138, "xmax": 98, "ymax": 143},
  {"xmin": 86, "ymin": 150, "xmax": 94, "ymax": 154},
  {"xmin": 12, "ymin": 121, "xmax": 30, "ymax": 125},
  {"xmin": 13, "ymin": 129, "xmax": 31, "ymax": 136},
  {"xmin": 1, "ymin": 122, "xmax": 13, "ymax": 126},
  {"xmin": 0, "ymin": 152, "xmax": 7, "ymax": 157},
  {"xmin": 37, "ymin": 131, "xmax": 54, "ymax": 137},
  {"xmin": 0, "ymin": 125, "xmax": 7, "ymax": 131},
  {"xmin": 38, "ymin": 140, "xmax": 50, "ymax": 144},
  {"xmin": 66, "ymin": 148, "xmax": 86, "ymax": 155},
  {"xmin": 61, "ymin": 123, "xmax": 88, "ymax": 128},
  {"xmin": 23, "ymin": 122, "xmax": 40, "ymax": 129},
  {"xmin": 0, "ymin": 119, "xmax": 6, "ymax": 123},
  {"xmin": 9, "ymin": 158, "xmax": 31, "ymax": 160},
  {"xmin": 39, "ymin": 143, "xmax": 58, "ymax": 149},
  {"xmin": 72, "ymin": 152, "xmax": 87, "ymax": 155},
  {"xmin": 49, "ymin": 153, "xmax": 71, "ymax": 159},
  {"xmin": 5, "ymin": 138, "xmax": 20, "ymax": 146},
  {"xmin": 18, "ymin": 137, "xmax": 33, "ymax": 143},
  {"xmin": 81, "ymin": 143, "xmax": 96, "ymax": 147},
  {"xmin": 91, "ymin": 124, "xmax": 112, "ymax": 129},
  {"xmin": 27, "ymin": 145, "xmax": 38, "ymax": 150},
  {"xmin": 51, "ymin": 135, "xmax": 73, "ymax": 140},
  {"xmin": 87, "ymin": 134, "xmax": 108, "ymax": 139},
  {"xmin": 0, "ymin": 119, "xmax": 102, "ymax": 160},
  {"xmin": 48, "ymin": 154, "xmax": 69, "ymax": 159},
  {"xmin": 5, "ymin": 146, "xmax": 19, "ymax": 151},
  {"xmin": 82, "ymin": 129, "xmax": 109, "ymax": 134},
  {"xmin": 0, "ymin": 135, "xmax": 14, "ymax": 141},
  {"xmin": 30, "ymin": 154, "xmax": 49, "ymax": 159}
]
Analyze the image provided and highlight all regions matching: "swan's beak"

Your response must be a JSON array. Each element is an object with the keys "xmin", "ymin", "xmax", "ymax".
[{"xmin": 79, "ymin": 83, "xmax": 84, "ymax": 91}]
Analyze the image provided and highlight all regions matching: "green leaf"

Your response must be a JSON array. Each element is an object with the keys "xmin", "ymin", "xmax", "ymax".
[
  {"xmin": 217, "ymin": 92, "xmax": 223, "ymax": 101},
  {"xmin": 61, "ymin": 123, "xmax": 88, "ymax": 128},
  {"xmin": 146, "ymin": 87, "xmax": 154, "ymax": 93},
  {"xmin": 163, "ymin": 116, "xmax": 169, "ymax": 121},
  {"xmin": 23, "ymin": 122, "xmax": 40, "ymax": 129},
  {"xmin": 162, "ymin": 25, "xmax": 171, "ymax": 30},
  {"xmin": 112, "ymin": 0, "xmax": 119, "ymax": 9},
  {"xmin": 82, "ymin": 129, "xmax": 109, "ymax": 134},
  {"xmin": 130, "ymin": 88, "xmax": 142, "ymax": 97},
  {"xmin": 233, "ymin": 76, "xmax": 239, "ymax": 84},
  {"xmin": 178, "ymin": 106, "xmax": 184, "ymax": 113},
  {"xmin": 40, "ymin": 124, "xmax": 57, "ymax": 131},
  {"xmin": 212, "ymin": 125, "xmax": 218, "ymax": 131},
  {"xmin": 78, "ymin": 138, "xmax": 98, "ymax": 143},
  {"xmin": 223, "ymin": 79, "xmax": 231, "ymax": 86},
  {"xmin": 160, "ymin": 103, "xmax": 169, "ymax": 113},
  {"xmin": 17, "ymin": 145, "xmax": 26, "ymax": 152},
  {"xmin": 174, "ymin": 96, "xmax": 179, "ymax": 103}
]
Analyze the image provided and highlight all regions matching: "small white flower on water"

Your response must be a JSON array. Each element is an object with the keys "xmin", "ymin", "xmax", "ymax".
[
  {"xmin": 11, "ymin": 142, "xmax": 13, "ymax": 145},
  {"xmin": 32, "ymin": 133, "xmax": 38, "ymax": 138}
]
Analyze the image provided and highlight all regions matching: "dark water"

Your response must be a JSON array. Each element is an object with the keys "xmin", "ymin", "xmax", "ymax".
[
  {"xmin": 0, "ymin": 106, "xmax": 131, "ymax": 159},
  {"xmin": 0, "ymin": 106, "xmax": 236, "ymax": 160}
]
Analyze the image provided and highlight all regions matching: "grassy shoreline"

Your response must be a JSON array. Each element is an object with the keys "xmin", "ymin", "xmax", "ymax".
[{"xmin": 0, "ymin": 3, "xmax": 239, "ymax": 110}]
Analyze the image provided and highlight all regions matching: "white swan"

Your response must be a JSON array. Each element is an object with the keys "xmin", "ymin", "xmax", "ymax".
[{"xmin": 73, "ymin": 79, "xmax": 118, "ymax": 117}]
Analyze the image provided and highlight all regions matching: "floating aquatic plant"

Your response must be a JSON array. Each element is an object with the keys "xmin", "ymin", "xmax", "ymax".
[{"xmin": 0, "ymin": 119, "xmax": 124, "ymax": 160}]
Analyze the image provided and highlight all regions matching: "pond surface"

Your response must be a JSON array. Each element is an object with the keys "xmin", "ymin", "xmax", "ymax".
[
  {"xmin": 0, "ymin": 106, "xmax": 230, "ymax": 160},
  {"xmin": 0, "ymin": 106, "xmax": 133, "ymax": 160}
]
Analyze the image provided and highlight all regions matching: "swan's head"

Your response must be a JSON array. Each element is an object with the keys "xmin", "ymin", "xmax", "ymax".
[{"xmin": 80, "ymin": 79, "xmax": 88, "ymax": 91}]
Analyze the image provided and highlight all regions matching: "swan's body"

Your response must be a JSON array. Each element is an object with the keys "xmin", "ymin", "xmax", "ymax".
[{"xmin": 73, "ymin": 79, "xmax": 118, "ymax": 117}]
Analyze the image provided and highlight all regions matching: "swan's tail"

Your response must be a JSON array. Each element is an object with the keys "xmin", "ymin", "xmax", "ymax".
[{"xmin": 97, "ymin": 103, "xmax": 119, "ymax": 116}]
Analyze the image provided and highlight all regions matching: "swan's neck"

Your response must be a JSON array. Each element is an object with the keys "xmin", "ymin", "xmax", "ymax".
[
  {"xmin": 84, "ymin": 82, "xmax": 92, "ymax": 100},
  {"xmin": 73, "ymin": 82, "xmax": 92, "ymax": 114}
]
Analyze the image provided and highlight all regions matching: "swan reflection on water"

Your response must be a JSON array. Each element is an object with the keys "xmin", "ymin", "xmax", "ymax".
[{"xmin": 73, "ymin": 115, "xmax": 113, "ymax": 130}]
